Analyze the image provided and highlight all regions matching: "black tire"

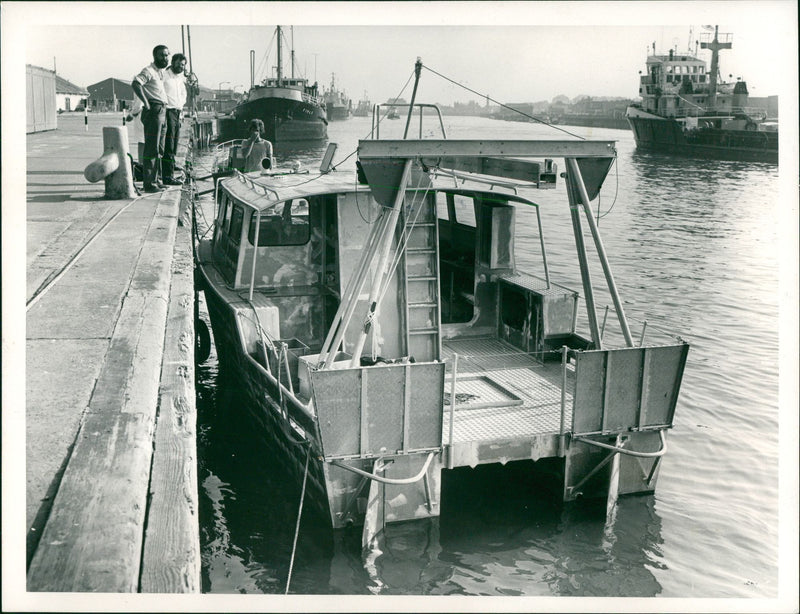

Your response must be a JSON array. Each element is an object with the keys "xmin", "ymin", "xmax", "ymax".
[{"xmin": 196, "ymin": 318, "xmax": 211, "ymax": 363}]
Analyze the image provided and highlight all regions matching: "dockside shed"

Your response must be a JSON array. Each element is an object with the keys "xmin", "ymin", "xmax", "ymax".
[{"xmin": 27, "ymin": 64, "xmax": 57, "ymax": 133}]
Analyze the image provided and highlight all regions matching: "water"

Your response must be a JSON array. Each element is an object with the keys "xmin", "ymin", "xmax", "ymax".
[{"xmin": 192, "ymin": 115, "xmax": 782, "ymax": 598}]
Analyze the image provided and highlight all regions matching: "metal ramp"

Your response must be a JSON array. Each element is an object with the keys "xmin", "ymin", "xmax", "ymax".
[{"xmin": 402, "ymin": 194, "xmax": 442, "ymax": 362}]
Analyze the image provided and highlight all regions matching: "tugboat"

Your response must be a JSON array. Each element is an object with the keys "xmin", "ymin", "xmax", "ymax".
[
  {"xmin": 626, "ymin": 25, "xmax": 778, "ymax": 163},
  {"xmin": 353, "ymin": 91, "xmax": 372, "ymax": 117},
  {"xmin": 195, "ymin": 60, "xmax": 689, "ymax": 547},
  {"xmin": 222, "ymin": 26, "xmax": 327, "ymax": 143},
  {"xmin": 323, "ymin": 73, "xmax": 351, "ymax": 120}
]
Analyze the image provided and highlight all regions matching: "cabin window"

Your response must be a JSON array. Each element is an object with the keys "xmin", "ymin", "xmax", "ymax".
[
  {"xmin": 436, "ymin": 192, "xmax": 449, "ymax": 220},
  {"xmin": 248, "ymin": 198, "xmax": 310, "ymax": 246},
  {"xmin": 229, "ymin": 205, "xmax": 244, "ymax": 244},
  {"xmin": 666, "ymin": 65, "xmax": 673, "ymax": 73},
  {"xmin": 221, "ymin": 194, "xmax": 233, "ymax": 233},
  {"xmin": 452, "ymin": 194, "xmax": 476, "ymax": 227}
]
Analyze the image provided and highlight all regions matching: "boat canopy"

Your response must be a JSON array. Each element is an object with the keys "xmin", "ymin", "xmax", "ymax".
[{"xmin": 357, "ymin": 139, "xmax": 617, "ymax": 204}]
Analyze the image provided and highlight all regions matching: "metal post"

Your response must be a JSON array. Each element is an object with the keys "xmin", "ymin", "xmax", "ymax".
[
  {"xmin": 565, "ymin": 162, "xmax": 603, "ymax": 348},
  {"xmin": 559, "ymin": 346, "xmax": 568, "ymax": 456},
  {"xmin": 639, "ymin": 320, "xmax": 648, "ymax": 346},
  {"xmin": 349, "ymin": 158, "xmax": 413, "ymax": 367},
  {"xmin": 403, "ymin": 58, "xmax": 423, "ymax": 139},
  {"xmin": 567, "ymin": 158, "xmax": 634, "ymax": 346},
  {"xmin": 248, "ymin": 211, "xmax": 261, "ymax": 301},
  {"xmin": 535, "ymin": 205, "xmax": 550, "ymax": 288},
  {"xmin": 447, "ymin": 353, "xmax": 459, "ymax": 469},
  {"xmin": 600, "ymin": 305, "xmax": 609, "ymax": 340}
]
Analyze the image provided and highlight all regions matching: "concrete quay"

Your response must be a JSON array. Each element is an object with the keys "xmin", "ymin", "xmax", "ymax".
[{"xmin": 24, "ymin": 113, "xmax": 201, "ymax": 592}]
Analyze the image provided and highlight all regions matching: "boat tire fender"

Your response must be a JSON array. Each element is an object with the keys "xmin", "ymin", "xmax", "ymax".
[{"xmin": 196, "ymin": 318, "xmax": 212, "ymax": 363}]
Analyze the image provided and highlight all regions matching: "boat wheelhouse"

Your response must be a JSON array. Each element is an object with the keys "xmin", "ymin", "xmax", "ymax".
[{"xmin": 196, "ymin": 100, "xmax": 689, "ymax": 547}]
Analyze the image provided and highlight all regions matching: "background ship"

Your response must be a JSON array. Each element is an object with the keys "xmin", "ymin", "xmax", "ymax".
[
  {"xmin": 353, "ymin": 91, "xmax": 371, "ymax": 117},
  {"xmin": 322, "ymin": 73, "xmax": 351, "ymax": 120},
  {"xmin": 221, "ymin": 26, "xmax": 327, "ymax": 143},
  {"xmin": 626, "ymin": 25, "xmax": 778, "ymax": 162}
]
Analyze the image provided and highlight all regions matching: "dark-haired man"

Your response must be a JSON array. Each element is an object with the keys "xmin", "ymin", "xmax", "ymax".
[
  {"xmin": 132, "ymin": 45, "xmax": 169, "ymax": 192},
  {"xmin": 162, "ymin": 53, "xmax": 188, "ymax": 185}
]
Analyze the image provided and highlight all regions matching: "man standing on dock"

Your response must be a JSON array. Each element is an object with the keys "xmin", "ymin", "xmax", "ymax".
[
  {"xmin": 162, "ymin": 53, "xmax": 189, "ymax": 185},
  {"xmin": 132, "ymin": 45, "xmax": 170, "ymax": 192}
]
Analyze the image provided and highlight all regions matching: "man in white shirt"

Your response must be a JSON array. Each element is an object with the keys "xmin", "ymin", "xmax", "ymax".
[
  {"xmin": 162, "ymin": 53, "xmax": 188, "ymax": 185},
  {"xmin": 132, "ymin": 45, "xmax": 170, "ymax": 192}
]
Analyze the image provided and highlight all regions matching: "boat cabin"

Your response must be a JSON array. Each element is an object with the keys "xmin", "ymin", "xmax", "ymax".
[{"xmin": 211, "ymin": 161, "xmax": 586, "ymax": 372}]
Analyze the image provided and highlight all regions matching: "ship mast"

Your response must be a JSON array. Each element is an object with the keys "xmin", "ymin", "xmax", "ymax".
[
  {"xmin": 701, "ymin": 25, "xmax": 732, "ymax": 109},
  {"xmin": 276, "ymin": 25, "xmax": 283, "ymax": 85}
]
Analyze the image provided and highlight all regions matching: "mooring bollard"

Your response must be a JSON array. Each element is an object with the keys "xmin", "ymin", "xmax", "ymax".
[{"xmin": 84, "ymin": 126, "xmax": 136, "ymax": 199}]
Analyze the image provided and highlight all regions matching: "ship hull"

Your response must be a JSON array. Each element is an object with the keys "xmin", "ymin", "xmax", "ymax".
[
  {"xmin": 224, "ymin": 96, "xmax": 328, "ymax": 143},
  {"xmin": 627, "ymin": 111, "xmax": 778, "ymax": 163},
  {"xmin": 326, "ymin": 104, "xmax": 350, "ymax": 121}
]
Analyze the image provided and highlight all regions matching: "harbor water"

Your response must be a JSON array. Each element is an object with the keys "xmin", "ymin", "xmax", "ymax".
[{"xmin": 193, "ymin": 115, "xmax": 782, "ymax": 597}]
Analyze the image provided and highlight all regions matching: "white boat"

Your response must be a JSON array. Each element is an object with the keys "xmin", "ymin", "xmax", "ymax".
[{"xmin": 195, "ymin": 64, "xmax": 689, "ymax": 547}]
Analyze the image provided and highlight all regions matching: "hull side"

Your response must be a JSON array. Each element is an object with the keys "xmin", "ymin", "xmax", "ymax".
[
  {"xmin": 627, "ymin": 114, "xmax": 778, "ymax": 163},
  {"xmin": 226, "ymin": 96, "xmax": 328, "ymax": 143},
  {"xmin": 199, "ymin": 260, "xmax": 442, "ymax": 530}
]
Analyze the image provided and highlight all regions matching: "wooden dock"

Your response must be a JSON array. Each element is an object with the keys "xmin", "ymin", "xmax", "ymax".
[{"xmin": 23, "ymin": 115, "xmax": 212, "ymax": 592}]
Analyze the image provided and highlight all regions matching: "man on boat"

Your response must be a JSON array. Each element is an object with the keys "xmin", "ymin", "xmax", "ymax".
[
  {"xmin": 132, "ymin": 45, "xmax": 170, "ymax": 192},
  {"xmin": 162, "ymin": 52, "xmax": 189, "ymax": 185}
]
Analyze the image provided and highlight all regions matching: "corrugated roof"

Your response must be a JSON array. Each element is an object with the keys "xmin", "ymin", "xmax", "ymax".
[{"xmin": 56, "ymin": 75, "xmax": 88, "ymax": 95}]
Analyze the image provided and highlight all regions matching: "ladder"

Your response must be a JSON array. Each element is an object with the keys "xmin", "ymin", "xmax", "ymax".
[{"xmin": 401, "ymin": 194, "xmax": 441, "ymax": 362}]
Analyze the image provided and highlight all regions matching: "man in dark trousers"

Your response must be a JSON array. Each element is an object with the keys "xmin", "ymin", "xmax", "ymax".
[
  {"xmin": 132, "ymin": 45, "xmax": 170, "ymax": 192},
  {"xmin": 162, "ymin": 52, "xmax": 188, "ymax": 185}
]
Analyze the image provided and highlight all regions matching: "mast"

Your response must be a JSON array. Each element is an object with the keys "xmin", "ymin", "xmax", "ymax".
[
  {"xmin": 291, "ymin": 26, "xmax": 295, "ymax": 79},
  {"xmin": 701, "ymin": 25, "xmax": 732, "ymax": 109},
  {"xmin": 276, "ymin": 25, "xmax": 283, "ymax": 85}
]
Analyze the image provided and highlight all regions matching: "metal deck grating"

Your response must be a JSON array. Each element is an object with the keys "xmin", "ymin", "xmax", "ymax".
[{"xmin": 442, "ymin": 337, "xmax": 575, "ymax": 445}]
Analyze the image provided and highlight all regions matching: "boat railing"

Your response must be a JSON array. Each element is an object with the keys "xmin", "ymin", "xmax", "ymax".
[
  {"xmin": 673, "ymin": 101, "xmax": 767, "ymax": 121},
  {"xmin": 302, "ymin": 92, "xmax": 323, "ymax": 106},
  {"xmin": 370, "ymin": 103, "xmax": 447, "ymax": 139}
]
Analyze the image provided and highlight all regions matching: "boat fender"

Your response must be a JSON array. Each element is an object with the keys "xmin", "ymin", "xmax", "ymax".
[{"xmin": 196, "ymin": 319, "xmax": 211, "ymax": 363}]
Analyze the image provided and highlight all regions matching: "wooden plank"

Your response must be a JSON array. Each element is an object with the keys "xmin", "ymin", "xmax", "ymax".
[
  {"xmin": 27, "ymin": 190, "xmax": 177, "ymax": 592},
  {"xmin": 140, "ymin": 190, "xmax": 201, "ymax": 592}
]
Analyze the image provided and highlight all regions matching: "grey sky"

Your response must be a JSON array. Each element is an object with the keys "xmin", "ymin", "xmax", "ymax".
[{"xmin": 18, "ymin": 2, "xmax": 794, "ymax": 105}]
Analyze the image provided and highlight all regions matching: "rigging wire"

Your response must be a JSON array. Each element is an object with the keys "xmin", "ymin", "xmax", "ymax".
[{"xmin": 421, "ymin": 63, "xmax": 587, "ymax": 140}]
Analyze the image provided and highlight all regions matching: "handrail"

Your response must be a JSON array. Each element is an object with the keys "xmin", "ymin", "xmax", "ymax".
[
  {"xmin": 572, "ymin": 429, "xmax": 667, "ymax": 458},
  {"xmin": 331, "ymin": 452, "xmax": 435, "ymax": 485},
  {"xmin": 371, "ymin": 103, "xmax": 447, "ymax": 140}
]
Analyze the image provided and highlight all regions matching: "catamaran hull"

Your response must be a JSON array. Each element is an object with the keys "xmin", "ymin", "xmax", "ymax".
[
  {"xmin": 226, "ymin": 97, "xmax": 328, "ymax": 143},
  {"xmin": 198, "ymin": 261, "xmax": 443, "ymax": 531},
  {"xmin": 626, "ymin": 112, "xmax": 778, "ymax": 163}
]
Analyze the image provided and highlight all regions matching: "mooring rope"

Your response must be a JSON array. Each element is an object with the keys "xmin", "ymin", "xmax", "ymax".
[
  {"xmin": 420, "ymin": 63, "xmax": 587, "ymax": 140},
  {"xmin": 285, "ymin": 442, "xmax": 311, "ymax": 594}
]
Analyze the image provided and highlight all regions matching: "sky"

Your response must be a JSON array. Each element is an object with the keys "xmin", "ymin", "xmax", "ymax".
[{"xmin": 15, "ymin": 1, "xmax": 796, "ymax": 106}]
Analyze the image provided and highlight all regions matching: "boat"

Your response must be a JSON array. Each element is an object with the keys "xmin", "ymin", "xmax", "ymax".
[
  {"xmin": 387, "ymin": 108, "xmax": 400, "ymax": 120},
  {"xmin": 626, "ymin": 25, "xmax": 778, "ymax": 162},
  {"xmin": 220, "ymin": 26, "xmax": 327, "ymax": 143},
  {"xmin": 195, "ymin": 61, "xmax": 690, "ymax": 548},
  {"xmin": 323, "ymin": 73, "xmax": 351, "ymax": 120},
  {"xmin": 353, "ymin": 91, "xmax": 371, "ymax": 117}
]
